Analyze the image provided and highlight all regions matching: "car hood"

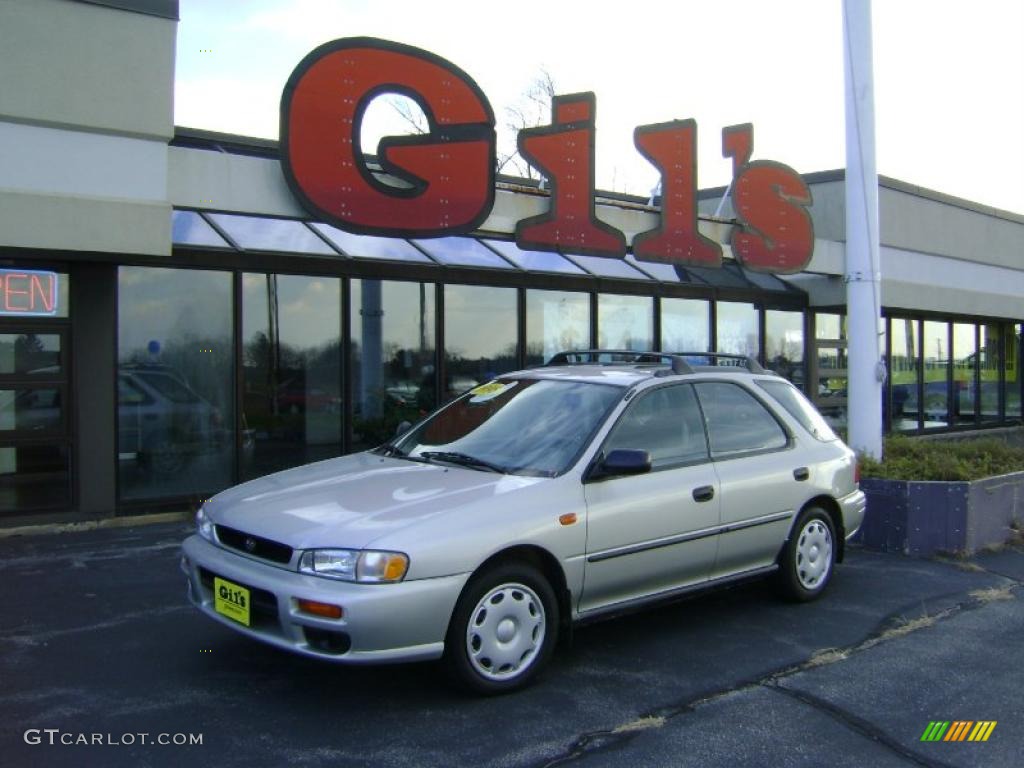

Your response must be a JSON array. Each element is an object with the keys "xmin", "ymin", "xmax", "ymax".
[{"xmin": 207, "ymin": 452, "xmax": 544, "ymax": 551}]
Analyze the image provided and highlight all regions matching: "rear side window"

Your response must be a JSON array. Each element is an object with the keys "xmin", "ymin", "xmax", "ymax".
[
  {"xmin": 694, "ymin": 382, "xmax": 788, "ymax": 456},
  {"xmin": 756, "ymin": 379, "xmax": 838, "ymax": 442}
]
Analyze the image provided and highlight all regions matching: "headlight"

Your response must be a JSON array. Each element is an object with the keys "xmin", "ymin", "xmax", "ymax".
[
  {"xmin": 195, "ymin": 506, "xmax": 215, "ymax": 542},
  {"xmin": 298, "ymin": 549, "xmax": 409, "ymax": 583}
]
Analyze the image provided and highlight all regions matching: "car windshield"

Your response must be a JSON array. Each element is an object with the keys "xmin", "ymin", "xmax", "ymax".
[{"xmin": 390, "ymin": 378, "xmax": 623, "ymax": 477}]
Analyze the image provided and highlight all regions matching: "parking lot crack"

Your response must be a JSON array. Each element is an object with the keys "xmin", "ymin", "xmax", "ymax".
[
  {"xmin": 765, "ymin": 683, "xmax": 955, "ymax": 768},
  {"xmin": 533, "ymin": 581, "xmax": 1018, "ymax": 768}
]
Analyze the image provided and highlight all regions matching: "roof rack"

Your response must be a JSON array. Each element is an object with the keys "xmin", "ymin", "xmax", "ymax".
[
  {"xmin": 545, "ymin": 350, "xmax": 694, "ymax": 375},
  {"xmin": 666, "ymin": 352, "xmax": 770, "ymax": 374}
]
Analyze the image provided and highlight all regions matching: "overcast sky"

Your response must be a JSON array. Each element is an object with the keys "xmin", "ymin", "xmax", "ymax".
[{"xmin": 174, "ymin": 0, "xmax": 1024, "ymax": 215}]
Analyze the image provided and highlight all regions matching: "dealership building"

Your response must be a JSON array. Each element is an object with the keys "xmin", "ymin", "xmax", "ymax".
[{"xmin": 1, "ymin": 0, "xmax": 1022, "ymax": 525}]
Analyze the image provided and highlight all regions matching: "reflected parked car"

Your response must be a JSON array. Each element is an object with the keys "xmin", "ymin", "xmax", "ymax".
[
  {"xmin": 182, "ymin": 351, "xmax": 864, "ymax": 694},
  {"xmin": 118, "ymin": 365, "xmax": 225, "ymax": 475}
]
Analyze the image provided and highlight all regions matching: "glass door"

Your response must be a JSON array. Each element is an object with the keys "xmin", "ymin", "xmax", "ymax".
[
  {"xmin": 810, "ymin": 313, "xmax": 848, "ymax": 431},
  {"xmin": 0, "ymin": 326, "xmax": 71, "ymax": 514}
]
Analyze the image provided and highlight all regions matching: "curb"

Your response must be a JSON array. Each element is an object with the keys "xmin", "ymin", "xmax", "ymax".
[{"xmin": 0, "ymin": 511, "xmax": 191, "ymax": 539}]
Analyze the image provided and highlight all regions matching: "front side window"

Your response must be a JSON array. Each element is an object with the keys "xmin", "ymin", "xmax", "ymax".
[
  {"xmin": 695, "ymin": 381, "xmax": 788, "ymax": 456},
  {"xmin": 603, "ymin": 384, "xmax": 708, "ymax": 468},
  {"xmin": 393, "ymin": 378, "xmax": 622, "ymax": 477}
]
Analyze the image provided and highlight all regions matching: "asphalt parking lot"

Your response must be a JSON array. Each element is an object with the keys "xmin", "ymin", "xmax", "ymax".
[{"xmin": 1, "ymin": 521, "xmax": 1021, "ymax": 768}]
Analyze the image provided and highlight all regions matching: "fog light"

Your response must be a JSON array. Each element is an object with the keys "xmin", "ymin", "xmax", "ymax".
[{"xmin": 296, "ymin": 598, "xmax": 343, "ymax": 620}]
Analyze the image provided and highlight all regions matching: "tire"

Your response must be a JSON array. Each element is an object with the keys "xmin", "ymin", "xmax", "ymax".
[
  {"xmin": 776, "ymin": 506, "xmax": 836, "ymax": 602},
  {"xmin": 443, "ymin": 563, "xmax": 559, "ymax": 695}
]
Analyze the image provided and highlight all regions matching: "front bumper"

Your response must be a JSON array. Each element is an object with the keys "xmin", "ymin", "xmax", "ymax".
[
  {"xmin": 839, "ymin": 488, "xmax": 867, "ymax": 540},
  {"xmin": 181, "ymin": 535, "xmax": 469, "ymax": 664}
]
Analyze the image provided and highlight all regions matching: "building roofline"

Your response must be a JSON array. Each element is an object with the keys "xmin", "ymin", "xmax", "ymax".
[
  {"xmin": 173, "ymin": 128, "xmax": 1023, "ymax": 224},
  {"xmin": 73, "ymin": 0, "xmax": 178, "ymax": 21},
  {"xmin": 700, "ymin": 167, "xmax": 1023, "ymax": 224}
]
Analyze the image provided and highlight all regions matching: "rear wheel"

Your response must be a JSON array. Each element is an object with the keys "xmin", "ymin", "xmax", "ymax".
[
  {"xmin": 444, "ymin": 563, "xmax": 558, "ymax": 694},
  {"xmin": 777, "ymin": 506, "xmax": 836, "ymax": 602}
]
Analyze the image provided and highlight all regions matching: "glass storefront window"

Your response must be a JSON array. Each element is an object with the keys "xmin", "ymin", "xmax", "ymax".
[
  {"xmin": 765, "ymin": 309, "xmax": 805, "ymax": 386},
  {"xmin": 444, "ymin": 285, "xmax": 517, "ymax": 402},
  {"xmin": 816, "ymin": 313, "xmax": 844, "ymax": 341},
  {"xmin": 117, "ymin": 267, "xmax": 234, "ymax": 500},
  {"xmin": 0, "ymin": 333, "xmax": 61, "ymax": 375},
  {"xmin": 952, "ymin": 323, "xmax": 977, "ymax": 425},
  {"xmin": 242, "ymin": 274, "xmax": 342, "ymax": 480},
  {"xmin": 0, "ymin": 388, "xmax": 63, "ymax": 433},
  {"xmin": 922, "ymin": 320, "xmax": 949, "ymax": 428},
  {"xmin": 980, "ymin": 324, "xmax": 1001, "ymax": 423},
  {"xmin": 716, "ymin": 301, "xmax": 759, "ymax": 357},
  {"xmin": 598, "ymin": 294, "xmax": 653, "ymax": 351},
  {"xmin": 890, "ymin": 318, "xmax": 919, "ymax": 430},
  {"xmin": 351, "ymin": 280, "xmax": 435, "ymax": 451},
  {"xmin": 661, "ymin": 298, "xmax": 709, "ymax": 354},
  {"xmin": 1007, "ymin": 323, "xmax": 1022, "ymax": 421},
  {"xmin": 525, "ymin": 290, "xmax": 590, "ymax": 367}
]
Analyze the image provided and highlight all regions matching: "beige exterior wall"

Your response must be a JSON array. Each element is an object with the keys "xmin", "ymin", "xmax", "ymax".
[{"xmin": 0, "ymin": 0, "xmax": 175, "ymax": 256}]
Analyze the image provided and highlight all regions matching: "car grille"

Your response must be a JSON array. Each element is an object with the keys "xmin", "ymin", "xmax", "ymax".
[
  {"xmin": 215, "ymin": 525, "xmax": 293, "ymax": 564},
  {"xmin": 199, "ymin": 567, "xmax": 279, "ymax": 629}
]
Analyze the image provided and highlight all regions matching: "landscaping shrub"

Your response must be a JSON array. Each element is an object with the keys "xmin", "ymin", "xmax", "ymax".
[{"xmin": 860, "ymin": 434, "xmax": 1024, "ymax": 481}]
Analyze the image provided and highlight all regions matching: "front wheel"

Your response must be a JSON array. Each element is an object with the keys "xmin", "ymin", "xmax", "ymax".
[
  {"xmin": 443, "ymin": 563, "xmax": 558, "ymax": 694},
  {"xmin": 777, "ymin": 507, "xmax": 836, "ymax": 602}
]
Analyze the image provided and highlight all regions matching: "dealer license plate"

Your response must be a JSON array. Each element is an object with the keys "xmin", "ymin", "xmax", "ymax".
[{"xmin": 213, "ymin": 576, "xmax": 251, "ymax": 626}]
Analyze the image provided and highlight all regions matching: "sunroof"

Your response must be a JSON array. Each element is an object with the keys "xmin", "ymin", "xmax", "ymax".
[
  {"xmin": 171, "ymin": 211, "xmax": 231, "ymax": 248},
  {"xmin": 566, "ymin": 253, "xmax": 653, "ymax": 281},
  {"xmin": 484, "ymin": 239, "xmax": 585, "ymax": 274},
  {"xmin": 311, "ymin": 223, "xmax": 434, "ymax": 264},
  {"xmin": 206, "ymin": 214, "xmax": 338, "ymax": 255},
  {"xmin": 411, "ymin": 237, "xmax": 516, "ymax": 269}
]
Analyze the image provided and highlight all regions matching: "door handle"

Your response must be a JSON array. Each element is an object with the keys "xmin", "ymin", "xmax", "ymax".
[
  {"xmin": 692, "ymin": 485, "xmax": 715, "ymax": 502},
  {"xmin": 793, "ymin": 467, "xmax": 810, "ymax": 481}
]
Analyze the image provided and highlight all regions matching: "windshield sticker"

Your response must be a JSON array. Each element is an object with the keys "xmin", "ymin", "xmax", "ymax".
[{"xmin": 468, "ymin": 380, "xmax": 517, "ymax": 403}]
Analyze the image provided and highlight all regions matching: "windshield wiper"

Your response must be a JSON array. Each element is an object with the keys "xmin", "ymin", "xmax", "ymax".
[
  {"xmin": 375, "ymin": 443, "xmax": 407, "ymax": 458},
  {"xmin": 419, "ymin": 451, "xmax": 507, "ymax": 474}
]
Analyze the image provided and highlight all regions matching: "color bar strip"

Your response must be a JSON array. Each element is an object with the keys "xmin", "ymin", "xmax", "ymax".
[{"xmin": 921, "ymin": 721, "xmax": 949, "ymax": 742}]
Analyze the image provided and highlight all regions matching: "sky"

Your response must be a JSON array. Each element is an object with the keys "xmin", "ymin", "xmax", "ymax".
[{"xmin": 174, "ymin": 0, "xmax": 1024, "ymax": 215}]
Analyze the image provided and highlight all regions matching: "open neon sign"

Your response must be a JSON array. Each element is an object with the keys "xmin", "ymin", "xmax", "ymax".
[
  {"xmin": 281, "ymin": 38, "xmax": 814, "ymax": 274},
  {"xmin": 0, "ymin": 270, "xmax": 59, "ymax": 316}
]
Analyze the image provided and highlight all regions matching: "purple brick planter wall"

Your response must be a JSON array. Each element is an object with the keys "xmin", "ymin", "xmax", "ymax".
[{"xmin": 854, "ymin": 472, "xmax": 1024, "ymax": 556}]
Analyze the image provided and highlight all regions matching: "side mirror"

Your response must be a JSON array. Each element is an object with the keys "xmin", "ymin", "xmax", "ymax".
[
  {"xmin": 588, "ymin": 449, "xmax": 652, "ymax": 481},
  {"xmin": 395, "ymin": 420, "xmax": 413, "ymax": 437}
]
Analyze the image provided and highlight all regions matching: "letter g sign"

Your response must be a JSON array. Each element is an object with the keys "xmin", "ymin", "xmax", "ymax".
[{"xmin": 281, "ymin": 37, "xmax": 496, "ymax": 237}]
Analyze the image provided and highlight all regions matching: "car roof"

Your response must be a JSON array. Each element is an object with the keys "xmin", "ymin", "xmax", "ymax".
[{"xmin": 506, "ymin": 363, "xmax": 779, "ymax": 388}]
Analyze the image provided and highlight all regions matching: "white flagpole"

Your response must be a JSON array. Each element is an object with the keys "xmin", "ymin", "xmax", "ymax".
[{"xmin": 843, "ymin": 0, "xmax": 884, "ymax": 459}]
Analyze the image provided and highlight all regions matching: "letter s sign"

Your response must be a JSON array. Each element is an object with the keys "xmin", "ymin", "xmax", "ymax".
[
  {"xmin": 722, "ymin": 124, "xmax": 814, "ymax": 274},
  {"xmin": 281, "ymin": 38, "xmax": 496, "ymax": 237}
]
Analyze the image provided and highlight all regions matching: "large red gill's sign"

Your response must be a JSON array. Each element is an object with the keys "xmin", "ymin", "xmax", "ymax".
[{"xmin": 281, "ymin": 37, "xmax": 814, "ymax": 274}]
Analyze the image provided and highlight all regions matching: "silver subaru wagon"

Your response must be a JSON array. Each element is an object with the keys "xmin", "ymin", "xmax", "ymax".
[{"xmin": 182, "ymin": 351, "xmax": 865, "ymax": 694}]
